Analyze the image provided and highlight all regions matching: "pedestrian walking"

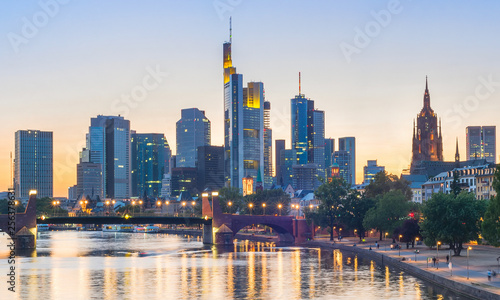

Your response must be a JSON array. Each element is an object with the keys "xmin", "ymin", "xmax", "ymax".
[
  {"xmin": 432, "ymin": 257, "xmax": 436, "ymax": 266},
  {"xmin": 488, "ymin": 270, "xmax": 492, "ymax": 281},
  {"xmin": 446, "ymin": 255, "xmax": 449, "ymax": 263}
]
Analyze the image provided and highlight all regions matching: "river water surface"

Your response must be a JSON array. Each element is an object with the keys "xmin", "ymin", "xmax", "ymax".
[{"xmin": 0, "ymin": 231, "xmax": 470, "ymax": 299}]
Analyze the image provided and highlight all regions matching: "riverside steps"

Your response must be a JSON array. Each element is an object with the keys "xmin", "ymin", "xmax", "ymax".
[{"xmin": 306, "ymin": 236, "xmax": 500, "ymax": 300}]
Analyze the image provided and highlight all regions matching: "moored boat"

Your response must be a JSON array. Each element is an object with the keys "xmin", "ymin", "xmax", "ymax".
[{"xmin": 102, "ymin": 224, "xmax": 135, "ymax": 232}]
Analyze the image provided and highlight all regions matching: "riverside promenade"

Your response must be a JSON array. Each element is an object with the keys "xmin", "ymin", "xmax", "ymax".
[{"xmin": 307, "ymin": 236, "xmax": 500, "ymax": 300}]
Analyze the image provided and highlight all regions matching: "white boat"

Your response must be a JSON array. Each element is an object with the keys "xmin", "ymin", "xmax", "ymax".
[
  {"xmin": 134, "ymin": 225, "xmax": 159, "ymax": 233},
  {"xmin": 37, "ymin": 224, "xmax": 50, "ymax": 231},
  {"xmin": 102, "ymin": 224, "xmax": 135, "ymax": 232}
]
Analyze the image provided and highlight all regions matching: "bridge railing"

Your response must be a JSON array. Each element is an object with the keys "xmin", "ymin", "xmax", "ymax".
[{"xmin": 40, "ymin": 211, "xmax": 202, "ymax": 218}]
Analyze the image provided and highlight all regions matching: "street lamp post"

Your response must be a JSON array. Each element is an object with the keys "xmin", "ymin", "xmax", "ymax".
[
  {"xmin": 262, "ymin": 203, "xmax": 266, "ymax": 215},
  {"xmin": 385, "ymin": 232, "xmax": 388, "ymax": 240},
  {"xmin": 157, "ymin": 200, "xmax": 162, "ymax": 213},
  {"xmin": 165, "ymin": 201, "xmax": 170, "ymax": 215},
  {"xmin": 249, "ymin": 203, "xmax": 253, "ymax": 215},
  {"xmin": 191, "ymin": 201, "xmax": 196, "ymax": 216},
  {"xmin": 182, "ymin": 201, "xmax": 186, "ymax": 216},
  {"xmin": 228, "ymin": 201, "xmax": 232, "ymax": 214},
  {"xmin": 436, "ymin": 241, "xmax": 441, "ymax": 269},
  {"xmin": 399, "ymin": 234, "xmax": 402, "ymax": 243},
  {"xmin": 132, "ymin": 201, "xmax": 136, "ymax": 215},
  {"xmin": 139, "ymin": 200, "xmax": 143, "ymax": 214},
  {"xmin": 467, "ymin": 246, "xmax": 472, "ymax": 279},
  {"xmin": 278, "ymin": 204, "xmax": 282, "ymax": 216}
]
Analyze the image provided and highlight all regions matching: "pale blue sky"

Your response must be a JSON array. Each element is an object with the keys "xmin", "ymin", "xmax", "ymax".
[{"xmin": 2, "ymin": 0, "xmax": 500, "ymax": 196}]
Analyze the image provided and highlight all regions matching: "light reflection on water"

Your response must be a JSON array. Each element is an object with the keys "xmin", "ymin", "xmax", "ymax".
[{"xmin": 0, "ymin": 231, "xmax": 470, "ymax": 299}]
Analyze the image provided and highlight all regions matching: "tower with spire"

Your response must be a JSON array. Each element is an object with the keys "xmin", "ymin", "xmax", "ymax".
[{"xmin": 410, "ymin": 77, "xmax": 444, "ymax": 172}]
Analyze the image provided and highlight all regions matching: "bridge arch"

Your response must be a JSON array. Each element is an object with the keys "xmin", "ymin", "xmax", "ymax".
[{"xmin": 230, "ymin": 220, "xmax": 295, "ymax": 244}]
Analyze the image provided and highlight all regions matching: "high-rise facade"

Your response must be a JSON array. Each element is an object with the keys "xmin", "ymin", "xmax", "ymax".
[
  {"xmin": 324, "ymin": 138, "xmax": 335, "ymax": 172},
  {"xmin": 14, "ymin": 130, "xmax": 53, "ymax": 200},
  {"xmin": 223, "ymin": 23, "xmax": 264, "ymax": 190},
  {"xmin": 338, "ymin": 137, "xmax": 356, "ymax": 185},
  {"xmin": 77, "ymin": 161, "xmax": 103, "ymax": 200},
  {"xmin": 197, "ymin": 145, "xmax": 225, "ymax": 191},
  {"xmin": 411, "ymin": 77, "xmax": 443, "ymax": 171},
  {"xmin": 281, "ymin": 149, "xmax": 298, "ymax": 188},
  {"xmin": 466, "ymin": 126, "xmax": 496, "ymax": 164},
  {"xmin": 263, "ymin": 100, "xmax": 273, "ymax": 189},
  {"xmin": 87, "ymin": 115, "xmax": 131, "ymax": 199},
  {"xmin": 334, "ymin": 150, "xmax": 351, "ymax": 185},
  {"xmin": 363, "ymin": 160, "xmax": 385, "ymax": 184},
  {"xmin": 290, "ymin": 75, "xmax": 325, "ymax": 180},
  {"xmin": 131, "ymin": 133, "xmax": 170, "ymax": 198},
  {"xmin": 176, "ymin": 108, "xmax": 211, "ymax": 168},
  {"xmin": 275, "ymin": 140, "xmax": 286, "ymax": 186}
]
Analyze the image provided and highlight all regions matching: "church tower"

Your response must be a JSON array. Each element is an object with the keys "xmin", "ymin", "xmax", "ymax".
[{"xmin": 411, "ymin": 77, "xmax": 443, "ymax": 172}]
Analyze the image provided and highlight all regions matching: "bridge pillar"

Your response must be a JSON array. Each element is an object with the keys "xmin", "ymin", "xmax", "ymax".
[
  {"xmin": 0, "ymin": 191, "xmax": 38, "ymax": 250},
  {"xmin": 202, "ymin": 223, "xmax": 213, "ymax": 245}
]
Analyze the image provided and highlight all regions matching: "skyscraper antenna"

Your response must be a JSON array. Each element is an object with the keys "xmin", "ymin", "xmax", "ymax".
[
  {"xmin": 229, "ymin": 17, "xmax": 232, "ymax": 43},
  {"xmin": 299, "ymin": 72, "xmax": 301, "ymax": 95}
]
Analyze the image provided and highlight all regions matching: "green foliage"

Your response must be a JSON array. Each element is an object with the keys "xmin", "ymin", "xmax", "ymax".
[
  {"xmin": 363, "ymin": 190, "xmax": 411, "ymax": 240},
  {"xmin": 342, "ymin": 192, "xmax": 375, "ymax": 240},
  {"xmin": 241, "ymin": 189, "xmax": 291, "ymax": 215},
  {"xmin": 421, "ymin": 192, "xmax": 487, "ymax": 255},
  {"xmin": 394, "ymin": 219, "xmax": 420, "ymax": 244},
  {"xmin": 36, "ymin": 197, "xmax": 68, "ymax": 217},
  {"xmin": 218, "ymin": 187, "xmax": 244, "ymax": 213},
  {"xmin": 305, "ymin": 177, "xmax": 350, "ymax": 240},
  {"xmin": 482, "ymin": 165, "xmax": 500, "ymax": 246},
  {"xmin": 365, "ymin": 171, "xmax": 412, "ymax": 201},
  {"xmin": 450, "ymin": 171, "xmax": 462, "ymax": 196},
  {"xmin": 0, "ymin": 199, "xmax": 26, "ymax": 214}
]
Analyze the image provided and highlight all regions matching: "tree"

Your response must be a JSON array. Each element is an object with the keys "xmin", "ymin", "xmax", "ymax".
[
  {"xmin": 482, "ymin": 166, "xmax": 500, "ymax": 246},
  {"xmin": 421, "ymin": 192, "xmax": 487, "ymax": 255},
  {"xmin": 36, "ymin": 197, "xmax": 68, "ymax": 217},
  {"xmin": 304, "ymin": 177, "xmax": 350, "ymax": 241},
  {"xmin": 363, "ymin": 190, "xmax": 411, "ymax": 241},
  {"xmin": 365, "ymin": 171, "xmax": 412, "ymax": 201},
  {"xmin": 218, "ymin": 187, "xmax": 244, "ymax": 213},
  {"xmin": 342, "ymin": 192, "xmax": 375, "ymax": 241},
  {"xmin": 394, "ymin": 219, "xmax": 420, "ymax": 247},
  {"xmin": 450, "ymin": 171, "xmax": 462, "ymax": 196},
  {"xmin": 0, "ymin": 199, "xmax": 26, "ymax": 214}
]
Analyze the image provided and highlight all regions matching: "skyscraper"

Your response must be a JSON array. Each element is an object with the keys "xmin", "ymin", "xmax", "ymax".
[
  {"xmin": 263, "ymin": 100, "xmax": 273, "ymax": 189},
  {"xmin": 333, "ymin": 150, "xmax": 351, "ymax": 185},
  {"xmin": 176, "ymin": 108, "xmax": 211, "ymax": 168},
  {"xmin": 223, "ymin": 21, "xmax": 264, "ymax": 190},
  {"xmin": 281, "ymin": 149, "xmax": 298, "ymax": 188},
  {"xmin": 291, "ymin": 73, "xmax": 325, "ymax": 178},
  {"xmin": 197, "ymin": 145, "xmax": 225, "ymax": 191},
  {"xmin": 131, "ymin": 133, "xmax": 171, "ymax": 198},
  {"xmin": 14, "ymin": 130, "xmax": 53, "ymax": 200},
  {"xmin": 411, "ymin": 77, "xmax": 443, "ymax": 171},
  {"xmin": 338, "ymin": 137, "xmax": 356, "ymax": 185},
  {"xmin": 87, "ymin": 115, "xmax": 131, "ymax": 199},
  {"xmin": 466, "ymin": 126, "xmax": 496, "ymax": 164},
  {"xmin": 275, "ymin": 139, "xmax": 286, "ymax": 186},
  {"xmin": 324, "ymin": 138, "xmax": 335, "ymax": 171}
]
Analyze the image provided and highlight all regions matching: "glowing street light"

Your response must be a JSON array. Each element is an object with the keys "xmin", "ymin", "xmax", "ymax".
[
  {"xmin": 399, "ymin": 234, "xmax": 403, "ymax": 243},
  {"xmin": 262, "ymin": 203, "xmax": 266, "ymax": 215},
  {"xmin": 228, "ymin": 201, "xmax": 232, "ymax": 214},
  {"xmin": 249, "ymin": 203, "xmax": 253, "ymax": 215},
  {"xmin": 436, "ymin": 241, "xmax": 441, "ymax": 269},
  {"xmin": 278, "ymin": 203, "xmax": 282, "ymax": 216}
]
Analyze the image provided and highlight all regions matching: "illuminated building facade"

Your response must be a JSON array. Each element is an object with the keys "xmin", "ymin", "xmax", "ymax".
[
  {"xmin": 242, "ymin": 175, "xmax": 254, "ymax": 196},
  {"xmin": 176, "ymin": 108, "xmax": 211, "ymax": 168},
  {"xmin": 87, "ymin": 115, "xmax": 131, "ymax": 199},
  {"xmin": 363, "ymin": 160, "xmax": 384, "ymax": 184},
  {"xmin": 14, "ymin": 130, "xmax": 53, "ymax": 200},
  {"xmin": 338, "ymin": 137, "xmax": 356, "ymax": 185},
  {"xmin": 264, "ymin": 100, "xmax": 273, "ymax": 189},
  {"xmin": 411, "ymin": 77, "xmax": 443, "ymax": 172},
  {"xmin": 131, "ymin": 133, "xmax": 170, "ymax": 198},
  {"xmin": 223, "ymin": 21, "xmax": 264, "ymax": 190},
  {"xmin": 466, "ymin": 126, "xmax": 496, "ymax": 164}
]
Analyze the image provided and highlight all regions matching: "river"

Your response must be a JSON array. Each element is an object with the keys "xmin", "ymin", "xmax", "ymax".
[{"xmin": 0, "ymin": 231, "xmax": 470, "ymax": 299}]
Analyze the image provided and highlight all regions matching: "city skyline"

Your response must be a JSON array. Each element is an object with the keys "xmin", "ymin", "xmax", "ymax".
[{"xmin": 2, "ymin": 1, "xmax": 500, "ymax": 196}]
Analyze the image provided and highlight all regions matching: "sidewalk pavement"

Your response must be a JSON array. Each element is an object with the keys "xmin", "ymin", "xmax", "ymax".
[{"xmin": 314, "ymin": 235, "xmax": 500, "ymax": 295}]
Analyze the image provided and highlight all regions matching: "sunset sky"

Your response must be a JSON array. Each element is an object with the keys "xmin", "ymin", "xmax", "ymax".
[{"xmin": 2, "ymin": 1, "xmax": 499, "ymax": 197}]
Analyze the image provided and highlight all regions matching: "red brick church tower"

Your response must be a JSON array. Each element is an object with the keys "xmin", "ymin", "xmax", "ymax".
[{"xmin": 411, "ymin": 77, "xmax": 443, "ymax": 172}]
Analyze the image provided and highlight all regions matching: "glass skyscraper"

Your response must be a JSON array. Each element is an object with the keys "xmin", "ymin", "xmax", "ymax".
[
  {"xmin": 264, "ymin": 100, "xmax": 273, "ymax": 189},
  {"xmin": 176, "ymin": 108, "xmax": 211, "ymax": 168},
  {"xmin": 466, "ymin": 126, "xmax": 496, "ymax": 164},
  {"xmin": 337, "ymin": 137, "xmax": 356, "ymax": 185},
  {"xmin": 87, "ymin": 115, "xmax": 131, "ymax": 199},
  {"xmin": 223, "ymin": 26, "xmax": 264, "ymax": 190},
  {"xmin": 15, "ymin": 130, "xmax": 53, "ymax": 200},
  {"xmin": 131, "ymin": 133, "xmax": 171, "ymax": 198}
]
